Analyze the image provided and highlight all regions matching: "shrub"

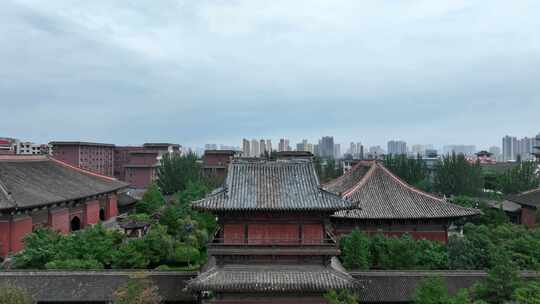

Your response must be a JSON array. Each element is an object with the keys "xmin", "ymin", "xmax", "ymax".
[
  {"xmin": 324, "ymin": 289, "xmax": 359, "ymax": 304},
  {"xmin": 113, "ymin": 279, "xmax": 162, "ymax": 304},
  {"xmin": 0, "ymin": 284, "xmax": 34, "ymax": 304},
  {"xmin": 513, "ymin": 281, "xmax": 540, "ymax": 304},
  {"xmin": 413, "ymin": 277, "xmax": 449, "ymax": 304},
  {"xmin": 45, "ymin": 258, "xmax": 103, "ymax": 270}
]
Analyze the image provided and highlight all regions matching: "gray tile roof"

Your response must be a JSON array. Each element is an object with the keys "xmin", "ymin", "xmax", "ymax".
[
  {"xmin": 0, "ymin": 156, "xmax": 128, "ymax": 211},
  {"xmin": 192, "ymin": 159, "xmax": 352, "ymax": 211},
  {"xmin": 188, "ymin": 263, "xmax": 360, "ymax": 293},
  {"xmin": 327, "ymin": 161, "xmax": 480, "ymax": 219},
  {"xmin": 507, "ymin": 188, "xmax": 540, "ymax": 209}
]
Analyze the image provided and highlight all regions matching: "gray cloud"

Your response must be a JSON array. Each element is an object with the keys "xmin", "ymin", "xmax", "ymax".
[{"xmin": 1, "ymin": 0, "xmax": 539, "ymax": 149}]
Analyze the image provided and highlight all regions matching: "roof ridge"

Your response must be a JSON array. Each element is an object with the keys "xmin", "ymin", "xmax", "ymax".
[
  {"xmin": 0, "ymin": 178, "xmax": 16, "ymax": 208},
  {"xmin": 48, "ymin": 156, "xmax": 122, "ymax": 183},
  {"xmin": 517, "ymin": 188, "xmax": 540, "ymax": 195},
  {"xmin": 342, "ymin": 162, "xmax": 378, "ymax": 198},
  {"xmin": 323, "ymin": 160, "xmax": 373, "ymax": 189},
  {"xmin": 376, "ymin": 162, "xmax": 445, "ymax": 202}
]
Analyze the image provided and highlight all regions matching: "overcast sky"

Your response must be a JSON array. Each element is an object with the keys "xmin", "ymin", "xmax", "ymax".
[{"xmin": 1, "ymin": 1, "xmax": 539, "ymax": 150}]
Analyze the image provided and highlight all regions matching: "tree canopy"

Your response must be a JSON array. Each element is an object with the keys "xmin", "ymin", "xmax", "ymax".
[
  {"xmin": 157, "ymin": 152, "xmax": 202, "ymax": 195},
  {"xmin": 384, "ymin": 154, "xmax": 429, "ymax": 187},
  {"xmin": 434, "ymin": 153, "xmax": 484, "ymax": 197}
]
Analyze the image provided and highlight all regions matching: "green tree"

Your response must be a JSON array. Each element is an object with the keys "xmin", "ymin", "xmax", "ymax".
[
  {"xmin": 113, "ymin": 279, "xmax": 162, "ymax": 304},
  {"xmin": 157, "ymin": 153, "xmax": 202, "ymax": 195},
  {"xmin": 413, "ymin": 277, "xmax": 449, "ymax": 304},
  {"xmin": 325, "ymin": 158, "xmax": 338, "ymax": 182},
  {"xmin": 313, "ymin": 156, "xmax": 324, "ymax": 181},
  {"xmin": 0, "ymin": 285, "xmax": 34, "ymax": 304},
  {"xmin": 448, "ymin": 224, "xmax": 493, "ymax": 270},
  {"xmin": 378, "ymin": 234, "xmax": 418, "ymax": 270},
  {"xmin": 12, "ymin": 228, "xmax": 61, "ymax": 269},
  {"xmin": 499, "ymin": 161, "xmax": 540, "ymax": 194},
  {"xmin": 473, "ymin": 251, "xmax": 519, "ymax": 304},
  {"xmin": 340, "ymin": 229, "xmax": 371, "ymax": 270},
  {"xmin": 324, "ymin": 289, "xmax": 359, "ymax": 304},
  {"xmin": 384, "ymin": 154, "xmax": 429, "ymax": 186},
  {"xmin": 434, "ymin": 153, "xmax": 484, "ymax": 197},
  {"xmin": 135, "ymin": 183, "xmax": 165, "ymax": 215},
  {"xmin": 513, "ymin": 281, "xmax": 540, "ymax": 304},
  {"xmin": 45, "ymin": 259, "xmax": 103, "ymax": 270},
  {"xmin": 415, "ymin": 239, "xmax": 448, "ymax": 270},
  {"xmin": 111, "ymin": 239, "xmax": 151, "ymax": 269}
]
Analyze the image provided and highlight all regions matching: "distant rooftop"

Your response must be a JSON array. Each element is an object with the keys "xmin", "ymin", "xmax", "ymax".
[{"xmin": 49, "ymin": 141, "xmax": 115, "ymax": 147}]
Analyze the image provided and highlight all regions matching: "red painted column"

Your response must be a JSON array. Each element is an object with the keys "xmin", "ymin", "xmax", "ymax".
[
  {"xmin": 0, "ymin": 219, "xmax": 11, "ymax": 257},
  {"xmin": 84, "ymin": 200, "xmax": 100, "ymax": 226},
  {"xmin": 49, "ymin": 208, "xmax": 70, "ymax": 234},
  {"xmin": 106, "ymin": 194, "xmax": 118, "ymax": 219},
  {"xmin": 521, "ymin": 207, "xmax": 537, "ymax": 228},
  {"xmin": 10, "ymin": 215, "xmax": 33, "ymax": 254}
]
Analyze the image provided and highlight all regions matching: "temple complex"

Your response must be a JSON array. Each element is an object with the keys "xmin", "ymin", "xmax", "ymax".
[
  {"xmin": 325, "ymin": 161, "xmax": 480, "ymax": 242},
  {"xmin": 188, "ymin": 159, "xmax": 359, "ymax": 303}
]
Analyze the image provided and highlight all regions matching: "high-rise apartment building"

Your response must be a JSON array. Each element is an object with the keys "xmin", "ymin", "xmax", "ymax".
[
  {"xmin": 278, "ymin": 138, "xmax": 290, "ymax": 152},
  {"xmin": 516, "ymin": 137, "xmax": 535, "ymax": 161},
  {"xmin": 242, "ymin": 139, "xmax": 250, "ymax": 157},
  {"xmin": 442, "ymin": 145, "xmax": 476, "ymax": 156},
  {"xmin": 266, "ymin": 139, "xmax": 272, "ymax": 153},
  {"xmin": 534, "ymin": 133, "xmax": 540, "ymax": 162},
  {"xmin": 349, "ymin": 142, "xmax": 364, "ymax": 159},
  {"xmin": 502, "ymin": 135, "xmax": 518, "ymax": 161},
  {"xmin": 319, "ymin": 136, "xmax": 334, "ymax": 159},
  {"xmin": 251, "ymin": 139, "xmax": 260, "ymax": 157},
  {"xmin": 296, "ymin": 139, "xmax": 314, "ymax": 153},
  {"xmin": 489, "ymin": 146, "xmax": 502, "ymax": 162},
  {"xmin": 260, "ymin": 139, "xmax": 267, "ymax": 156},
  {"xmin": 387, "ymin": 140, "xmax": 407, "ymax": 155},
  {"xmin": 334, "ymin": 144, "xmax": 341, "ymax": 159}
]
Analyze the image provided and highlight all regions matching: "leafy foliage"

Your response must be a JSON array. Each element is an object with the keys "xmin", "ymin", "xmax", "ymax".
[
  {"xmin": 472, "ymin": 251, "xmax": 520, "ymax": 304},
  {"xmin": 413, "ymin": 277, "xmax": 472, "ymax": 304},
  {"xmin": 135, "ymin": 183, "xmax": 165, "ymax": 215},
  {"xmin": 340, "ymin": 233, "xmax": 448, "ymax": 270},
  {"xmin": 450, "ymin": 223, "xmax": 540, "ymax": 271},
  {"xmin": 434, "ymin": 153, "xmax": 484, "ymax": 197},
  {"xmin": 45, "ymin": 259, "xmax": 103, "ymax": 270},
  {"xmin": 0, "ymin": 284, "xmax": 34, "ymax": 304},
  {"xmin": 513, "ymin": 281, "xmax": 540, "ymax": 304},
  {"xmin": 413, "ymin": 277, "xmax": 449, "ymax": 304},
  {"xmin": 113, "ymin": 279, "xmax": 162, "ymax": 304},
  {"xmin": 499, "ymin": 161, "xmax": 540, "ymax": 194},
  {"xmin": 340, "ymin": 229, "xmax": 370, "ymax": 270},
  {"xmin": 157, "ymin": 152, "xmax": 202, "ymax": 195},
  {"xmin": 324, "ymin": 289, "xmax": 359, "ymax": 304},
  {"xmin": 384, "ymin": 154, "xmax": 429, "ymax": 186},
  {"xmin": 449, "ymin": 196, "xmax": 509, "ymax": 226},
  {"xmin": 13, "ymin": 225, "xmax": 123, "ymax": 269}
]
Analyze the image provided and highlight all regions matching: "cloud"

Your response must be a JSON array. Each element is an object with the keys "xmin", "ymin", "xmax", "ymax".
[{"xmin": 1, "ymin": 0, "xmax": 539, "ymax": 148}]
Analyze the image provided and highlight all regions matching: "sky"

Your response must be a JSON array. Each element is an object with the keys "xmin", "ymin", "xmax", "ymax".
[{"xmin": 1, "ymin": 0, "xmax": 539, "ymax": 150}]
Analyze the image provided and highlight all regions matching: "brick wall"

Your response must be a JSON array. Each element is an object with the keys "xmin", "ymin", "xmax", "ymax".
[
  {"xmin": 106, "ymin": 194, "xmax": 119, "ymax": 219},
  {"xmin": 9, "ymin": 216, "xmax": 33, "ymax": 253},
  {"xmin": 84, "ymin": 200, "xmax": 101, "ymax": 226},
  {"xmin": 49, "ymin": 208, "xmax": 70, "ymax": 234}
]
